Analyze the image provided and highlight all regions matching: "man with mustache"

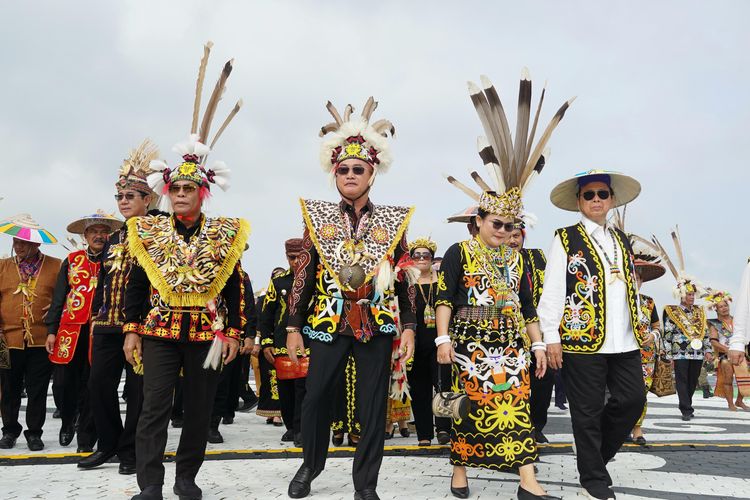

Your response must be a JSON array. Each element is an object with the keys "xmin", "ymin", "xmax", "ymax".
[
  {"xmin": 0, "ymin": 214, "xmax": 61, "ymax": 451},
  {"xmin": 46, "ymin": 212, "xmax": 122, "ymax": 452}
]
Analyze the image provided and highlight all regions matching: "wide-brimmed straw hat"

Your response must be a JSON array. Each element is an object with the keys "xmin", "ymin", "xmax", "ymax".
[
  {"xmin": 66, "ymin": 210, "xmax": 123, "ymax": 235},
  {"xmin": 550, "ymin": 169, "xmax": 641, "ymax": 212},
  {"xmin": 0, "ymin": 213, "xmax": 57, "ymax": 244}
]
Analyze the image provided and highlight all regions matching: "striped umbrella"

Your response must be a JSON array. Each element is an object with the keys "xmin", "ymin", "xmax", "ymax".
[{"xmin": 0, "ymin": 214, "xmax": 57, "ymax": 244}]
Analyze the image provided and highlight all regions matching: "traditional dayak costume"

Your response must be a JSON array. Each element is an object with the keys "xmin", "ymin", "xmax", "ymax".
[
  {"xmin": 653, "ymin": 230, "xmax": 711, "ymax": 419},
  {"xmin": 438, "ymin": 70, "xmax": 573, "ymax": 476},
  {"xmin": 82, "ymin": 139, "xmax": 160, "ymax": 472},
  {"xmin": 123, "ymin": 42, "xmax": 249, "ymax": 499},
  {"xmin": 46, "ymin": 211, "xmax": 122, "ymax": 451},
  {"xmin": 539, "ymin": 169, "xmax": 646, "ymax": 498},
  {"xmin": 0, "ymin": 214, "xmax": 60, "ymax": 451},
  {"xmin": 286, "ymin": 97, "xmax": 416, "ymax": 498}
]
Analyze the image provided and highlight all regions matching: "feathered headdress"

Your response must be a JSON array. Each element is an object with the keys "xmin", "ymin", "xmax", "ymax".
[
  {"xmin": 116, "ymin": 139, "xmax": 160, "ymax": 209},
  {"xmin": 611, "ymin": 208, "xmax": 665, "ymax": 283},
  {"xmin": 702, "ymin": 289, "xmax": 732, "ymax": 309},
  {"xmin": 148, "ymin": 42, "xmax": 242, "ymax": 212},
  {"xmin": 319, "ymin": 97, "xmax": 395, "ymax": 182},
  {"xmin": 408, "ymin": 237, "xmax": 438, "ymax": 255},
  {"xmin": 652, "ymin": 227, "xmax": 703, "ymax": 299},
  {"xmin": 447, "ymin": 69, "xmax": 575, "ymax": 221}
]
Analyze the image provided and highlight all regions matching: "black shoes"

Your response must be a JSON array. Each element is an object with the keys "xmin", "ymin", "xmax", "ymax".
[
  {"xmin": 78, "ymin": 449, "xmax": 116, "ymax": 469},
  {"xmin": 293, "ymin": 433, "xmax": 303, "ymax": 448},
  {"xmin": 535, "ymin": 430, "xmax": 549, "ymax": 444},
  {"xmin": 288, "ymin": 465, "xmax": 319, "ymax": 498},
  {"xmin": 281, "ymin": 429, "xmax": 295, "ymax": 442},
  {"xmin": 174, "ymin": 477, "xmax": 202, "ymax": 500},
  {"xmin": 354, "ymin": 489, "xmax": 380, "ymax": 500},
  {"xmin": 418, "ymin": 440, "xmax": 431, "ymax": 447},
  {"xmin": 399, "ymin": 427, "xmax": 410, "ymax": 438},
  {"xmin": 518, "ymin": 485, "xmax": 561, "ymax": 499},
  {"xmin": 237, "ymin": 394, "xmax": 259, "ymax": 412},
  {"xmin": 222, "ymin": 416, "xmax": 234, "ymax": 425},
  {"xmin": 59, "ymin": 426, "xmax": 75, "ymax": 446},
  {"xmin": 437, "ymin": 431, "xmax": 450, "ymax": 445},
  {"xmin": 634, "ymin": 436, "xmax": 647, "ymax": 446},
  {"xmin": 450, "ymin": 474, "xmax": 470, "ymax": 499},
  {"xmin": 331, "ymin": 433, "xmax": 344, "ymax": 446},
  {"xmin": 131, "ymin": 485, "xmax": 163, "ymax": 500},
  {"xmin": 681, "ymin": 413, "xmax": 694, "ymax": 421},
  {"xmin": 77, "ymin": 444, "xmax": 94, "ymax": 453},
  {"xmin": 26, "ymin": 435, "xmax": 44, "ymax": 451},
  {"xmin": 207, "ymin": 427, "xmax": 223, "ymax": 444},
  {"xmin": 0, "ymin": 433, "xmax": 17, "ymax": 449},
  {"xmin": 702, "ymin": 387, "xmax": 713, "ymax": 399},
  {"xmin": 583, "ymin": 487, "xmax": 616, "ymax": 500},
  {"xmin": 119, "ymin": 462, "xmax": 136, "ymax": 475}
]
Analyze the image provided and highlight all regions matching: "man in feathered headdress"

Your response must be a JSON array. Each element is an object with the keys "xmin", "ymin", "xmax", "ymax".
[
  {"xmin": 78, "ymin": 140, "xmax": 158, "ymax": 474},
  {"xmin": 653, "ymin": 230, "xmax": 713, "ymax": 421},
  {"xmin": 285, "ymin": 98, "xmax": 416, "ymax": 500},
  {"xmin": 539, "ymin": 170, "xmax": 647, "ymax": 500},
  {"xmin": 0, "ymin": 214, "xmax": 61, "ymax": 451},
  {"xmin": 45, "ymin": 211, "xmax": 121, "ymax": 454},
  {"xmin": 122, "ymin": 43, "xmax": 248, "ymax": 500}
]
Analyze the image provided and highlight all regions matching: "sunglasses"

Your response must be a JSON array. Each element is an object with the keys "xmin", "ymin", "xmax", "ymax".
[
  {"xmin": 169, "ymin": 184, "xmax": 198, "ymax": 194},
  {"xmin": 580, "ymin": 189, "xmax": 611, "ymax": 201},
  {"xmin": 411, "ymin": 252, "xmax": 433, "ymax": 261},
  {"xmin": 335, "ymin": 165, "xmax": 367, "ymax": 176},
  {"xmin": 490, "ymin": 220, "xmax": 516, "ymax": 232},
  {"xmin": 114, "ymin": 192, "xmax": 144, "ymax": 201}
]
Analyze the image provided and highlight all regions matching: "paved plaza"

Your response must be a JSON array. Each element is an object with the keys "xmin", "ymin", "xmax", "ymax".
[{"xmin": 1, "ymin": 388, "xmax": 749, "ymax": 499}]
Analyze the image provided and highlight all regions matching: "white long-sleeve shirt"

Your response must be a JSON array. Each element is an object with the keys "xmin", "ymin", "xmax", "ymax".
[
  {"xmin": 538, "ymin": 216, "xmax": 640, "ymax": 354},
  {"xmin": 729, "ymin": 262, "xmax": 750, "ymax": 351}
]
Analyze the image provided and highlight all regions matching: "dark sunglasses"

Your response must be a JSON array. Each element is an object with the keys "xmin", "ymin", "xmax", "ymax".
[
  {"xmin": 335, "ymin": 165, "xmax": 366, "ymax": 176},
  {"xmin": 411, "ymin": 252, "xmax": 433, "ymax": 261},
  {"xmin": 169, "ymin": 184, "xmax": 198, "ymax": 194},
  {"xmin": 580, "ymin": 189, "xmax": 611, "ymax": 201},
  {"xmin": 490, "ymin": 220, "xmax": 516, "ymax": 232},
  {"xmin": 114, "ymin": 192, "xmax": 144, "ymax": 201}
]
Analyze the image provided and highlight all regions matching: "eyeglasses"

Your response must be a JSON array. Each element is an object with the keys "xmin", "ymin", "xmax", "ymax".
[
  {"xmin": 335, "ymin": 165, "xmax": 366, "ymax": 176},
  {"xmin": 580, "ymin": 189, "xmax": 611, "ymax": 201},
  {"xmin": 411, "ymin": 252, "xmax": 433, "ymax": 261},
  {"xmin": 168, "ymin": 184, "xmax": 198, "ymax": 194},
  {"xmin": 490, "ymin": 220, "xmax": 516, "ymax": 232},
  {"xmin": 114, "ymin": 192, "xmax": 144, "ymax": 201}
]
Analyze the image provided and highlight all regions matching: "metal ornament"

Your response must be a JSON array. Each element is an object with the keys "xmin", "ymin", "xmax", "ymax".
[{"xmin": 689, "ymin": 338, "xmax": 703, "ymax": 350}]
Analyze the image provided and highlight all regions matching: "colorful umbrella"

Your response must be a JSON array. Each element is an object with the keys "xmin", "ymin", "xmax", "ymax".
[{"xmin": 0, "ymin": 213, "xmax": 58, "ymax": 244}]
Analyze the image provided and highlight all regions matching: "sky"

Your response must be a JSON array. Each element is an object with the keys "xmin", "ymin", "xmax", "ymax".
[{"xmin": 1, "ymin": 0, "xmax": 748, "ymax": 311}]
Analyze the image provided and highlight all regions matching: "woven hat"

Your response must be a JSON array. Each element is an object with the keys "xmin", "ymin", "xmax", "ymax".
[
  {"xmin": 66, "ymin": 210, "xmax": 123, "ymax": 235},
  {"xmin": 0, "ymin": 214, "xmax": 57, "ymax": 244},
  {"xmin": 550, "ymin": 169, "xmax": 641, "ymax": 212}
]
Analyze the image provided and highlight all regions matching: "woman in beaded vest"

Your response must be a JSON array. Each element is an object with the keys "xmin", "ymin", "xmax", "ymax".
[
  {"xmin": 705, "ymin": 290, "xmax": 748, "ymax": 410},
  {"xmin": 438, "ymin": 71, "xmax": 575, "ymax": 500}
]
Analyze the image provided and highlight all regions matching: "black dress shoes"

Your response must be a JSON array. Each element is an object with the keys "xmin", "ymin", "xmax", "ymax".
[
  {"xmin": 174, "ymin": 477, "xmax": 202, "ymax": 500},
  {"xmin": 436, "ymin": 431, "xmax": 450, "ymax": 445},
  {"xmin": 78, "ymin": 449, "xmax": 116, "ymax": 469},
  {"xmin": 119, "ymin": 462, "xmax": 136, "ymax": 475},
  {"xmin": 26, "ymin": 435, "xmax": 44, "ymax": 451},
  {"xmin": 0, "ymin": 433, "xmax": 17, "ymax": 449},
  {"xmin": 535, "ymin": 430, "xmax": 549, "ymax": 444},
  {"xmin": 77, "ymin": 444, "xmax": 94, "ymax": 453},
  {"xmin": 281, "ymin": 429, "xmax": 295, "ymax": 442},
  {"xmin": 59, "ymin": 426, "xmax": 75, "ymax": 446},
  {"xmin": 222, "ymin": 416, "xmax": 234, "ymax": 425},
  {"xmin": 354, "ymin": 489, "xmax": 380, "ymax": 500},
  {"xmin": 293, "ymin": 433, "xmax": 303, "ymax": 447},
  {"xmin": 331, "ymin": 433, "xmax": 344, "ymax": 446},
  {"xmin": 288, "ymin": 465, "xmax": 319, "ymax": 498},
  {"xmin": 207, "ymin": 427, "xmax": 223, "ymax": 444},
  {"xmin": 450, "ymin": 474, "xmax": 470, "ymax": 499},
  {"xmin": 131, "ymin": 485, "xmax": 163, "ymax": 500},
  {"xmin": 517, "ymin": 485, "xmax": 561, "ymax": 499}
]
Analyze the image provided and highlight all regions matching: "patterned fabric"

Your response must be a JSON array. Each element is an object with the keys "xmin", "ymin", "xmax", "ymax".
[
  {"xmin": 93, "ymin": 229, "xmax": 132, "ymax": 331},
  {"xmin": 50, "ymin": 251, "xmax": 100, "ymax": 364},
  {"xmin": 126, "ymin": 214, "xmax": 249, "ymax": 307},
  {"xmin": 555, "ymin": 223, "xmax": 643, "ymax": 353},
  {"xmin": 520, "ymin": 248, "xmax": 546, "ymax": 308},
  {"xmin": 709, "ymin": 318, "xmax": 733, "ymax": 360},
  {"xmin": 436, "ymin": 239, "xmax": 539, "ymax": 470},
  {"xmin": 332, "ymin": 355, "xmax": 360, "ymax": 437},
  {"xmin": 662, "ymin": 305, "xmax": 710, "ymax": 360}
]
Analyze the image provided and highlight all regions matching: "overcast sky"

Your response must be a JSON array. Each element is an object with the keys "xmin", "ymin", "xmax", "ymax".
[{"xmin": 1, "ymin": 0, "xmax": 748, "ymax": 310}]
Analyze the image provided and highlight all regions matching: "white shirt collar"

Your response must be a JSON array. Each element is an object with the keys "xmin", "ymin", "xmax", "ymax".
[{"xmin": 581, "ymin": 215, "xmax": 608, "ymax": 236}]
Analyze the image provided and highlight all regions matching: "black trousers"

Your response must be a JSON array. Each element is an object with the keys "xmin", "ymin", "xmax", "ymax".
[
  {"xmin": 410, "ymin": 347, "xmax": 450, "ymax": 441},
  {"xmin": 302, "ymin": 334, "xmax": 391, "ymax": 491},
  {"xmin": 0, "ymin": 347, "xmax": 52, "ymax": 438},
  {"xmin": 278, "ymin": 376, "xmax": 306, "ymax": 434},
  {"xmin": 136, "ymin": 339, "xmax": 219, "ymax": 489},
  {"xmin": 529, "ymin": 361, "xmax": 555, "ymax": 433},
  {"xmin": 55, "ymin": 329, "xmax": 96, "ymax": 448},
  {"xmin": 674, "ymin": 359, "xmax": 703, "ymax": 417},
  {"xmin": 172, "ymin": 378, "xmax": 184, "ymax": 420},
  {"xmin": 212, "ymin": 356, "xmax": 237, "ymax": 421},
  {"xmin": 237, "ymin": 353, "xmax": 257, "ymax": 403},
  {"xmin": 554, "ymin": 369, "xmax": 567, "ymax": 406},
  {"xmin": 89, "ymin": 332, "xmax": 143, "ymax": 463},
  {"xmin": 562, "ymin": 350, "xmax": 645, "ymax": 493}
]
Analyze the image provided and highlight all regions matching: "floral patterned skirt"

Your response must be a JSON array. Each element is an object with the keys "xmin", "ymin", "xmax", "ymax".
[{"xmin": 449, "ymin": 315, "xmax": 536, "ymax": 470}]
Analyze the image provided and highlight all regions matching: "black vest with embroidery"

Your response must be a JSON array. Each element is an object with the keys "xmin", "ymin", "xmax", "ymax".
[
  {"xmin": 521, "ymin": 248, "xmax": 546, "ymax": 308},
  {"xmin": 556, "ymin": 223, "xmax": 643, "ymax": 353}
]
